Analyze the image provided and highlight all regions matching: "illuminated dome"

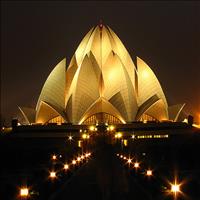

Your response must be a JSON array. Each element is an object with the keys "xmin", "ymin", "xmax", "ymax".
[{"xmin": 19, "ymin": 24, "xmax": 184, "ymax": 125}]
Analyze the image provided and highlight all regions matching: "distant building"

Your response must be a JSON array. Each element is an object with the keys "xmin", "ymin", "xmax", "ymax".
[{"xmin": 19, "ymin": 24, "xmax": 184, "ymax": 125}]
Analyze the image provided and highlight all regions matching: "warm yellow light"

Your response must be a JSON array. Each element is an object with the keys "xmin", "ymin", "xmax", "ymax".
[
  {"xmin": 115, "ymin": 132, "xmax": 122, "ymax": 138},
  {"xmin": 68, "ymin": 135, "xmax": 73, "ymax": 141},
  {"xmin": 77, "ymin": 157, "xmax": 81, "ymax": 162},
  {"xmin": 123, "ymin": 139, "xmax": 128, "ymax": 146},
  {"xmin": 64, "ymin": 164, "xmax": 69, "ymax": 170},
  {"xmin": 89, "ymin": 126, "xmax": 95, "ymax": 131},
  {"xmin": 193, "ymin": 123, "xmax": 200, "ymax": 129},
  {"xmin": 171, "ymin": 184, "xmax": 180, "ymax": 193},
  {"xmin": 72, "ymin": 160, "xmax": 76, "ymax": 165},
  {"xmin": 134, "ymin": 162, "xmax": 139, "ymax": 168},
  {"xmin": 127, "ymin": 159, "xmax": 132, "ymax": 164},
  {"xmin": 81, "ymin": 155, "xmax": 84, "ymax": 159},
  {"xmin": 146, "ymin": 170, "xmax": 152, "ymax": 176},
  {"xmin": 20, "ymin": 187, "xmax": 29, "ymax": 197},
  {"xmin": 82, "ymin": 133, "xmax": 89, "ymax": 139},
  {"xmin": 109, "ymin": 125, "xmax": 115, "ymax": 131},
  {"xmin": 52, "ymin": 155, "xmax": 57, "ymax": 160},
  {"xmin": 116, "ymin": 153, "xmax": 119, "ymax": 156},
  {"xmin": 85, "ymin": 152, "xmax": 91, "ymax": 157},
  {"xmin": 120, "ymin": 155, "xmax": 123, "ymax": 158},
  {"xmin": 183, "ymin": 118, "xmax": 188, "ymax": 123},
  {"xmin": 123, "ymin": 156, "xmax": 127, "ymax": 160},
  {"xmin": 118, "ymin": 132, "xmax": 122, "ymax": 138},
  {"xmin": 50, "ymin": 171, "xmax": 56, "ymax": 178},
  {"xmin": 80, "ymin": 129, "xmax": 82, "ymax": 132},
  {"xmin": 78, "ymin": 140, "xmax": 82, "ymax": 147},
  {"xmin": 131, "ymin": 134, "xmax": 135, "ymax": 139}
]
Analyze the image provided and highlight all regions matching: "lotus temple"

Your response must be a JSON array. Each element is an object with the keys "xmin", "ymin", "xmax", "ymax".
[{"xmin": 19, "ymin": 24, "xmax": 185, "ymax": 125}]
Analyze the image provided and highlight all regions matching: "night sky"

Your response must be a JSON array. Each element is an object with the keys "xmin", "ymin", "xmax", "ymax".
[{"xmin": 1, "ymin": 1, "xmax": 200, "ymax": 125}]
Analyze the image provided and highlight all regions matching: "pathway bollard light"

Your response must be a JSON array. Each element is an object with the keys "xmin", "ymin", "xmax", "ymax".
[
  {"xmin": 64, "ymin": 164, "xmax": 69, "ymax": 170},
  {"xmin": 146, "ymin": 170, "xmax": 153, "ymax": 176},
  {"xmin": 72, "ymin": 159, "xmax": 76, "ymax": 165},
  {"xmin": 52, "ymin": 155, "xmax": 57, "ymax": 161},
  {"xmin": 20, "ymin": 187, "xmax": 29, "ymax": 199},
  {"xmin": 49, "ymin": 171, "xmax": 56, "ymax": 179},
  {"xmin": 134, "ymin": 162, "xmax": 139, "ymax": 168}
]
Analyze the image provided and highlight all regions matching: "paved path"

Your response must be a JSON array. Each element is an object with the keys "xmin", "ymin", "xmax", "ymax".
[{"xmin": 48, "ymin": 137, "xmax": 154, "ymax": 200}]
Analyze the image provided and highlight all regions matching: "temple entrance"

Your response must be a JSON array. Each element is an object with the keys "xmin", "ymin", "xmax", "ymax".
[{"xmin": 82, "ymin": 112, "xmax": 122, "ymax": 125}]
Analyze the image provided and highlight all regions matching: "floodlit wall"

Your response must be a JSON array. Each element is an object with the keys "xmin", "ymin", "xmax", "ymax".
[
  {"xmin": 36, "ymin": 59, "xmax": 66, "ymax": 113},
  {"xmin": 137, "ymin": 57, "xmax": 168, "ymax": 119}
]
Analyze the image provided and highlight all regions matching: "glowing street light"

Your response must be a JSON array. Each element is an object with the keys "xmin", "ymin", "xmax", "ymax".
[
  {"xmin": 82, "ymin": 133, "xmax": 89, "ymax": 139},
  {"xmin": 120, "ymin": 155, "xmax": 123, "ymax": 158},
  {"xmin": 50, "ymin": 171, "xmax": 56, "ymax": 179},
  {"xmin": 72, "ymin": 159, "xmax": 76, "ymax": 165},
  {"xmin": 115, "ymin": 132, "xmax": 122, "ymax": 138},
  {"xmin": 146, "ymin": 170, "xmax": 153, "ymax": 176},
  {"xmin": 123, "ymin": 156, "xmax": 127, "ymax": 160},
  {"xmin": 77, "ymin": 157, "xmax": 81, "ymax": 162},
  {"xmin": 134, "ymin": 162, "xmax": 139, "ymax": 168},
  {"xmin": 20, "ymin": 187, "xmax": 29, "ymax": 198},
  {"xmin": 171, "ymin": 182, "xmax": 180, "ymax": 195},
  {"xmin": 127, "ymin": 158, "xmax": 132, "ymax": 164},
  {"xmin": 81, "ymin": 155, "xmax": 84, "ymax": 160},
  {"xmin": 171, "ymin": 184, "xmax": 180, "ymax": 193},
  {"xmin": 52, "ymin": 155, "xmax": 57, "ymax": 160},
  {"xmin": 164, "ymin": 175, "xmax": 185, "ymax": 198},
  {"xmin": 89, "ymin": 126, "xmax": 95, "ymax": 131},
  {"xmin": 64, "ymin": 164, "xmax": 69, "ymax": 170},
  {"xmin": 85, "ymin": 152, "xmax": 91, "ymax": 158},
  {"xmin": 82, "ymin": 133, "xmax": 87, "ymax": 139},
  {"xmin": 68, "ymin": 135, "xmax": 73, "ymax": 141},
  {"xmin": 109, "ymin": 125, "xmax": 115, "ymax": 131}
]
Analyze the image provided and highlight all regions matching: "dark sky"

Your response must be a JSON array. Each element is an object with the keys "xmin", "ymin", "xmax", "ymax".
[{"xmin": 1, "ymin": 1, "xmax": 200, "ymax": 125}]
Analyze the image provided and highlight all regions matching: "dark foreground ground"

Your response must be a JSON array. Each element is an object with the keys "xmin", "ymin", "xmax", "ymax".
[{"xmin": 0, "ymin": 129, "xmax": 200, "ymax": 200}]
